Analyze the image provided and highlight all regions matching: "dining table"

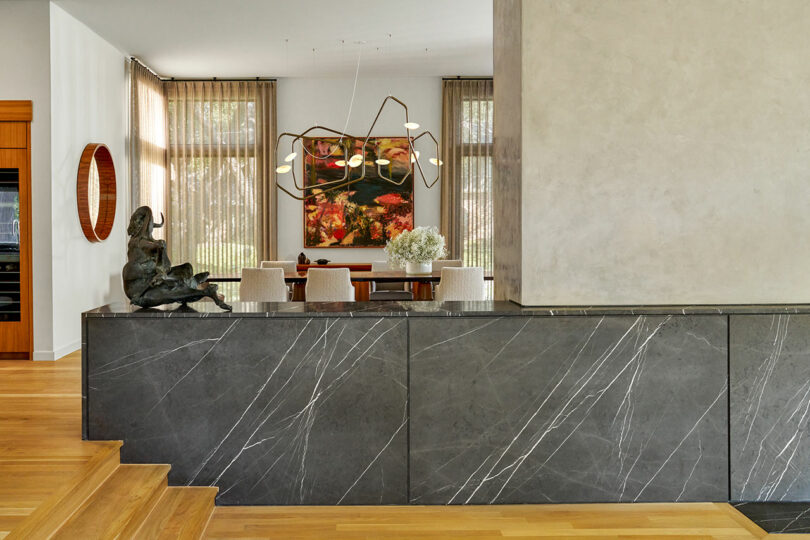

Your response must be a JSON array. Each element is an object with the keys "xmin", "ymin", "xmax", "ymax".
[{"xmin": 208, "ymin": 270, "xmax": 494, "ymax": 301}]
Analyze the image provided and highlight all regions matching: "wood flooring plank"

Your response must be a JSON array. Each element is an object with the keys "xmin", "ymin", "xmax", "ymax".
[{"xmin": 203, "ymin": 503, "xmax": 766, "ymax": 540}]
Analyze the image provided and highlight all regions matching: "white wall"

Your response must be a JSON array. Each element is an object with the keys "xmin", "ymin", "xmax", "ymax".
[
  {"xmin": 47, "ymin": 3, "xmax": 128, "ymax": 358},
  {"xmin": 508, "ymin": 0, "xmax": 810, "ymax": 306},
  {"xmin": 276, "ymin": 77, "xmax": 441, "ymax": 263},
  {"xmin": 0, "ymin": 0, "xmax": 54, "ymax": 356}
]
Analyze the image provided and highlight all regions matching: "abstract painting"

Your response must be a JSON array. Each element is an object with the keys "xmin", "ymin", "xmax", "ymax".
[{"xmin": 303, "ymin": 136, "xmax": 414, "ymax": 248}]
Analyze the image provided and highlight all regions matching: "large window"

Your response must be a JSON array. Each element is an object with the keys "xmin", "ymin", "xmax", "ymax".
[
  {"xmin": 129, "ymin": 61, "xmax": 168, "ymax": 238},
  {"xmin": 165, "ymin": 81, "xmax": 276, "ymax": 276},
  {"xmin": 460, "ymin": 96, "xmax": 493, "ymax": 273},
  {"xmin": 441, "ymin": 79, "xmax": 494, "ymax": 297}
]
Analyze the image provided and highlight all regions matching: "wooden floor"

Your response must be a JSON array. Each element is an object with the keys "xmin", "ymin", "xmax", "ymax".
[{"xmin": 0, "ymin": 350, "xmax": 804, "ymax": 539}]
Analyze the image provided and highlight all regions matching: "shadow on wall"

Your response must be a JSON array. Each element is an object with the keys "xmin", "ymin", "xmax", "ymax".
[{"xmin": 107, "ymin": 272, "xmax": 125, "ymax": 306}]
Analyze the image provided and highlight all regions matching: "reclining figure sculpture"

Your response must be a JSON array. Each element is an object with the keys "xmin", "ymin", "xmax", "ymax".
[{"xmin": 123, "ymin": 206, "xmax": 232, "ymax": 311}]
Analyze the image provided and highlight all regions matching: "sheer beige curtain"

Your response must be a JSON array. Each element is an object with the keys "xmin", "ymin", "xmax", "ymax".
[
  {"xmin": 440, "ymin": 78, "xmax": 494, "ymax": 274},
  {"xmin": 129, "ymin": 60, "xmax": 168, "ymax": 238},
  {"xmin": 166, "ymin": 80, "xmax": 276, "ymax": 275}
]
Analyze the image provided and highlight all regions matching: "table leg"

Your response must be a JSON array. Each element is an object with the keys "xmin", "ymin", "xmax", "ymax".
[
  {"xmin": 292, "ymin": 283, "xmax": 306, "ymax": 301},
  {"xmin": 352, "ymin": 281, "xmax": 370, "ymax": 301},
  {"xmin": 412, "ymin": 281, "xmax": 434, "ymax": 301}
]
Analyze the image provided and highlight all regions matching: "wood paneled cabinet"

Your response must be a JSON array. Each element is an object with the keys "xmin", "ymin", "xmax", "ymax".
[{"xmin": 0, "ymin": 101, "xmax": 32, "ymax": 359}]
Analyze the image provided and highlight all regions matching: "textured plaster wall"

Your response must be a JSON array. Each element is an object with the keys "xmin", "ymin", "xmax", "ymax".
[
  {"xmin": 493, "ymin": 0, "xmax": 522, "ymax": 302},
  {"xmin": 517, "ymin": 0, "xmax": 810, "ymax": 305}
]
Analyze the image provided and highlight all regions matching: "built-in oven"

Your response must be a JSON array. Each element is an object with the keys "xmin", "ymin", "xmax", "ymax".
[{"xmin": 0, "ymin": 168, "xmax": 21, "ymax": 322}]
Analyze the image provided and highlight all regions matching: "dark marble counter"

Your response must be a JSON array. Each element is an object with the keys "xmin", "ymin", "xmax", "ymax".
[
  {"xmin": 84, "ymin": 301, "xmax": 810, "ymax": 318},
  {"xmin": 81, "ymin": 302, "xmax": 810, "ymax": 516}
]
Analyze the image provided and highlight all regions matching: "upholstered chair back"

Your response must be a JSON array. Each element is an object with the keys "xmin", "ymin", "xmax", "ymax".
[
  {"xmin": 432, "ymin": 259, "xmax": 463, "ymax": 272},
  {"xmin": 240, "ymin": 268, "xmax": 289, "ymax": 302},
  {"xmin": 305, "ymin": 268, "xmax": 355, "ymax": 302},
  {"xmin": 434, "ymin": 267, "xmax": 485, "ymax": 302},
  {"xmin": 260, "ymin": 260, "xmax": 297, "ymax": 273}
]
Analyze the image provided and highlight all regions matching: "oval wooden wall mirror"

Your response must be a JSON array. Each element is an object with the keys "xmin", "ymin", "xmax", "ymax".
[{"xmin": 77, "ymin": 143, "xmax": 116, "ymax": 242}]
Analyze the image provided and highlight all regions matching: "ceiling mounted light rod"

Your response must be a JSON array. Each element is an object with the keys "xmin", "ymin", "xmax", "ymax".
[{"xmin": 275, "ymin": 95, "xmax": 442, "ymax": 200}]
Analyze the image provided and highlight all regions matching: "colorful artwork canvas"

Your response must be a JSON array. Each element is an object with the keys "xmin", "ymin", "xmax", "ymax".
[{"xmin": 303, "ymin": 136, "xmax": 414, "ymax": 248}]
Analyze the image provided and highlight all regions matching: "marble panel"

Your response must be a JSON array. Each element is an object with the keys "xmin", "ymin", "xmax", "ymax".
[
  {"xmin": 410, "ymin": 315, "xmax": 728, "ymax": 504},
  {"xmin": 86, "ymin": 317, "xmax": 408, "ymax": 505},
  {"xmin": 731, "ymin": 314, "xmax": 810, "ymax": 501}
]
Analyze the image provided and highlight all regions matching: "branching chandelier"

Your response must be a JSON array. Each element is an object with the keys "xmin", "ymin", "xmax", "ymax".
[{"xmin": 274, "ymin": 95, "xmax": 442, "ymax": 200}]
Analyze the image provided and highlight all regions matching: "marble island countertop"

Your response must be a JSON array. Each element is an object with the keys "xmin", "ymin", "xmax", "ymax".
[{"xmin": 83, "ymin": 301, "xmax": 810, "ymax": 318}]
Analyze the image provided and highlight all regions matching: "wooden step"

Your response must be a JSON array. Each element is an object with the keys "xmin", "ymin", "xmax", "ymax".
[
  {"xmin": 51, "ymin": 463, "xmax": 169, "ymax": 539},
  {"xmin": 715, "ymin": 503, "xmax": 767, "ymax": 538},
  {"xmin": 5, "ymin": 441, "xmax": 121, "ymax": 540},
  {"xmin": 117, "ymin": 469, "xmax": 173, "ymax": 539},
  {"xmin": 126, "ymin": 486, "xmax": 217, "ymax": 540}
]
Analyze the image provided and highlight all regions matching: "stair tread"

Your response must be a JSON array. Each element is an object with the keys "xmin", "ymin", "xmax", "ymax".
[
  {"xmin": 5, "ymin": 441, "xmax": 121, "ymax": 540},
  {"xmin": 132, "ymin": 486, "xmax": 217, "ymax": 540},
  {"xmin": 53, "ymin": 464, "xmax": 169, "ymax": 539}
]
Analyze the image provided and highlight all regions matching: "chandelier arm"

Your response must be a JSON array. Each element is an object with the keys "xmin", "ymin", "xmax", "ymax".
[
  {"xmin": 278, "ymin": 173, "xmax": 368, "ymax": 201},
  {"xmin": 305, "ymin": 175, "xmax": 368, "ymax": 201},
  {"xmin": 290, "ymin": 135, "xmax": 353, "ymax": 190},
  {"xmin": 296, "ymin": 126, "xmax": 355, "ymax": 160},
  {"xmin": 276, "ymin": 95, "xmax": 441, "ymax": 199},
  {"xmin": 374, "ymin": 128, "xmax": 440, "ymax": 186},
  {"xmin": 376, "ymin": 166, "xmax": 412, "ymax": 186},
  {"xmin": 276, "ymin": 128, "xmax": 356, "ymax": 191},
  {"xmin": 411, "ymin": 130, "xmax": 441, "ymax": 188},
  {"xmin": 361, "ymin": 95, "xmax": 398, "ymax": 142},
  {"xmin": 360, "ymin": 95, "xmax": 418, "ymax": 168}
]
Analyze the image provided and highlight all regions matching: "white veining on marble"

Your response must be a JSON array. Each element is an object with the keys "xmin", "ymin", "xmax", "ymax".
[
  {"xmin": 740, "ymin": 315, "xmax": 789, "ymax": 455},
  {"xmin": 411, "ymin": 318, "xmax": 501, "ymax": 357},
  {"xmin": 676, "ymin": 436, "xmax": 703, "ymax": 501},
  {"xmin": 634, "ymin": 383, "xmax": 726, "ymax": 501},
  {"xmin": 146, "ymin": 320, "xmax": 241, "ymax": 416},
  {"xmin": 411, "ymin": 315, "xmax": 728, "ymax": 504},
  {"xmin": 458, "ymin": 317, "xmax": 675, "ymax": 504},
  {"xmin": 338, "ymin": 402, "xmax": 408, "ymax": 504},
  {"xmin": 733, "ymin": 314, "xmax": 810, "ymax": 501},
  {"xmin": 187, "ymin": 319, "xmax": 314, "ymax": 484},
  {"xmin": 191, "ymin": 318, "xmax": 406, "ymax": 503}
]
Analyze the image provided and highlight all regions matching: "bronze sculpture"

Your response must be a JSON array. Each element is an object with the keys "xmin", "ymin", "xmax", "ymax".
[{"xmin": 122, "ymin": 206, "xmax": 232, "ymax": 311}]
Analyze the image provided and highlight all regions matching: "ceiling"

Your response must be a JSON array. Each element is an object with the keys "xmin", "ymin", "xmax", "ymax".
[{"xmin": 53, "ymin": 0, "xmax": 493, "ymax": 78}]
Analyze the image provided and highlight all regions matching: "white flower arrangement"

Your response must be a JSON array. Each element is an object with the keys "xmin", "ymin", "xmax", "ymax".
[{"xmin": 385, "ymin": 226, "xmax": 447, "ymax": 267}]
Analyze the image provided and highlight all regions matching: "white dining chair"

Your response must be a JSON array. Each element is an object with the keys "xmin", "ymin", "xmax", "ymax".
[
  {"xmin": 431, "ymin": 260, "xmax": 463, "ymax": 298},
  {"xmin": 260, "ymin": 260, "xmax": 297, "ymax": 273},
  {"xmin": 432, "ymin": 259, "xmax": 463, "ymax": 272},
  {"xmin": 305, "ymin": 268, "xmax": 355, "ymax": 302},
  {"xmin": 259, "ymin": 260, "xmax": 296, "ymax": 298},
  {"xmin": 239, "ymin": 268, "xmax": 289, "ymax": 302},
  {"xmin": 434, "ymin": 267, "xmax": 485, "ymax": 301},
  {"xmin": 369, "ymin": 261, "xmax": 413, "ymax": 301}
]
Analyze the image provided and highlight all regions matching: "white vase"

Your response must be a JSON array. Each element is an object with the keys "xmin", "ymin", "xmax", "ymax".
[{"xmin": 405, "ymin": 261, "xmax": 432, "ymax": 275}]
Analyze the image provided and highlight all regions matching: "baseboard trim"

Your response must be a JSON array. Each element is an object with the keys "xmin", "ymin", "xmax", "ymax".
[{"xmin": 33, "ymin": 340, "xmax": 81, "ymax": 361}]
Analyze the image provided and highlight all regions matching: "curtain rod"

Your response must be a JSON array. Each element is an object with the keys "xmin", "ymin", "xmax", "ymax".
[
  {"xmin": 166, "ymin": 77, "xmax": 277, "ymax": 82},
  {"xmin": 442, "ymin": 76, "xmax": 493, "ymax": 80},
  {"xmin": 130, "ymin": 56, "xmax": 163, "ymax": 79},
  {"xmin": 129, "ymin": 57, "xmax": 275, "ymax": 82}
]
